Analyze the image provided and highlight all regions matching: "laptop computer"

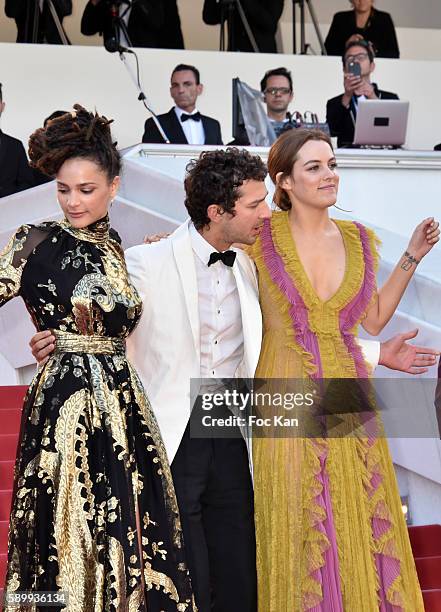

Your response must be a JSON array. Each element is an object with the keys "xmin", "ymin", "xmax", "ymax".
[{"xmin": 353, "ymin": 100, "xmax": 409, "ymax": 146}]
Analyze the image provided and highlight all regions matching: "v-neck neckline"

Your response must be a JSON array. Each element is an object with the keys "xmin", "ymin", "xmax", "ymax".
[{"xmin": 277, "ymin": 212, "xmax": 350, "ymax": 307}]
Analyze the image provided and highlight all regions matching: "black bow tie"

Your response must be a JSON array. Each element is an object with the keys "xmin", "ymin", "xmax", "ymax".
[
  {"xmin": 208, "ymin": 250, "xmax": 236, "ymax": 267},
  {"xmin": 181, "ymin": 112, "xmax": 201, "ymax": 122}
]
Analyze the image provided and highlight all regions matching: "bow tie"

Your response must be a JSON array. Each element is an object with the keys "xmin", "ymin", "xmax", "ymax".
[
  {"xmin": 181, "ymin": 112, "xmax": 201, "ymax": 122},
  {"xmin": 207, "ymin": 250, "xmax": 236, "ymax": 267}
]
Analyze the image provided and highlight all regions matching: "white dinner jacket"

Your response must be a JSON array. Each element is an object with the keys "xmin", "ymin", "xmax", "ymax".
[{"xmin": 125, "ymin": 220, "xmax": 262, "ymax": 464}]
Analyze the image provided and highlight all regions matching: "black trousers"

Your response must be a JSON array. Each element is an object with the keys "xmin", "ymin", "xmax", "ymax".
[{"xmin": 171, "ymin": 423, "xmax": 257, "ymax": 612}]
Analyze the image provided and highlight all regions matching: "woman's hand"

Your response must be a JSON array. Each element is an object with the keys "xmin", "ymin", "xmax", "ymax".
[{"xmin": 407, "ymin": 217, "xmax": 440, "ymax": 261}]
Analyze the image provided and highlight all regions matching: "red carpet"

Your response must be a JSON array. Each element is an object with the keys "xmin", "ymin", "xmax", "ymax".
[
  {"xmin": 0, "ymin": 385, "xmax": 441, "ymax": 610},
  {"xmin": 0, "ymin": 385, "xmax": 26, "ymax": 594},
  {"xmin": 409, "ymin": 524, "xmax": 441, "ymax": 610}
]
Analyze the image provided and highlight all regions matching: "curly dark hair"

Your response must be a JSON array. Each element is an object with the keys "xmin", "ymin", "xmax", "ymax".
[
  {"xmin": 184, "ymin": 148, "xmax": 267, "ymax": 230},
  {"xmin": 28, "ymin": 104, "xmax": 121, "ymax": 179}
]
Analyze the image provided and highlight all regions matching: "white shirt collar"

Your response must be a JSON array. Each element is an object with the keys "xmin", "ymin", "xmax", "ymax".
[
  {"xmin": 174, "ymin": 106, "xmax": 200, "ymax": 119},
  {"xmin": 189, "ymin": 222, "xmax": 221, "ymax": 266}
]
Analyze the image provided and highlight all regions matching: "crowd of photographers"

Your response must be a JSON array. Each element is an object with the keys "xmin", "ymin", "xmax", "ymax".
[
  {"xmin": 2, "ymin": 2, "xmax": 440, "ymax": 199},
  {"xmin": 5, "ymin": 0, "xmax": 400, "ymax": 59}
]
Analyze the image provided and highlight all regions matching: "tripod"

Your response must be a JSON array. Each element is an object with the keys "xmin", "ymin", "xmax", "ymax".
[
  {"xmin": 104, "ymin": 1, "xmax": 171, "ymax": 144},
  {"xmin": 25, "ymin": 0, "xmax": 70, "ymax": 44},
  {"xmin": 292, "ymin": 0, "xmax": 325, "ymax": 55},
  {"xmin": 219, "ymin": 0, "xmax": 259, "ymax": 53},
  {"xmin": 104, "ymin": 1, "xmax": 133, "ymax": 51}
]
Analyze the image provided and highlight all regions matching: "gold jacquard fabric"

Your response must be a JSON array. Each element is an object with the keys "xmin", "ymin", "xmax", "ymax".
[
  {"xmin": 0, "ymin": 218, "xmax": 195, "ymax": 611},
  {"xmin": 249, "ymin": 211, "xmax": 424, "ymax": 612}
]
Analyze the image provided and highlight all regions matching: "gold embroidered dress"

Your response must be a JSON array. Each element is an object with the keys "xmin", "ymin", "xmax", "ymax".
[
  {"xmin": 249, "ymin": 211, "xmax": 424, "ymax": 611},
  {"xmin": 0, "ymin": 217, "xmax": 194, "ymax": 611}
]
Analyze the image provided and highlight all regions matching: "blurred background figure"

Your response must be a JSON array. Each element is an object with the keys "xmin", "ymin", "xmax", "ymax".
[
  {"xmin": 0, "ymin": 83, "xmax": 34, "ymax": 198},
  {"xmin": 326, "ymin": 39, "xmax": 399, "ymax": 147},
  {"xmin": 261, "ymin": 67, "xmax": 295, "ymax": 137},
  {"xmin": 202, "ymin": 0, "xmax": 284, "ymax": 53},
  {"xmin": 5, "ymin": 0, "xmax": 72, "ymax": 44},
  {"xmin": 325, "ymin": 0, "xmax": 399, "ymax": 59},
  {"xmin": 81, "ymin": 0, "xmax": 184, "ymax": 49},
  {"xmin": 232, "ymin": 67, "xmax": 296, "ymax": 146},
  {"xmin": 142, "ymin": 64, "xmax": 222, "ymax": 145}
]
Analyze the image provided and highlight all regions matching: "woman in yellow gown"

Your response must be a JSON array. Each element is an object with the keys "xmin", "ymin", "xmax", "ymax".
[{"xmin": 249, "ymin": 129, "xmax": 439, "ymax": 611}]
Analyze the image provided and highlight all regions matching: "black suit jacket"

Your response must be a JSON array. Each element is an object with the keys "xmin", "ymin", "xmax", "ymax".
[
  {"xmin": 142, "ymin": 108, "xmax": 223, "ymax": 145},
  {"xmin": 326, "ymin": 85, "xmax": 399, "ymax": 147},
  {"xmin": 0, "ymin": 131, "xmax": 35, "ymax": 199},
  {"xmin": 81, "ymin": 0, "xmax": 184, "ymax": 49},
  {"xmin": 5, "ymin": 0, "xmax": 72, "ymax": 43},
  {"xmin": 324, "ymin": 8, "xmax": 399, "ymax": 59},
  {"xmin": 203, "ymin": 0, "xmax": 283, "ymax": 53}
]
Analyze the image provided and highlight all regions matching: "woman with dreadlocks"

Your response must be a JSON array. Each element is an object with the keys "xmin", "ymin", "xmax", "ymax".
[{"xmin": 1, "ymin": 105, "xmax": 195, "ymax": 611}]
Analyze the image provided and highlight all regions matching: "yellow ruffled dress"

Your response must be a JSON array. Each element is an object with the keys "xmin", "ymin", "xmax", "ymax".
[{"xmin": 249, "ymin": 212, "xmax": 424, "ymax": 611}]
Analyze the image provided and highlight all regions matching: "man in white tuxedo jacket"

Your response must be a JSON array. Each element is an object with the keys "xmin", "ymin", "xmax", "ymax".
[{"xmin": 125, "ymin": 148, "xmax": 268, "ymax": 611}]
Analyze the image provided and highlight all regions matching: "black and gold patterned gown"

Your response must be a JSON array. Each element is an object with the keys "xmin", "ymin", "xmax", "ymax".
[{"xmin": 0, "ymin": 217, "xmax": 195, "ymax": 611}]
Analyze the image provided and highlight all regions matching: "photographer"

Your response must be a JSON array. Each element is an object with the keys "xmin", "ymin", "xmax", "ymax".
[
  {"xmin": 81, "ymin": 0, "xmax": 184, "ymax": 49},
  {"xmin": 326, "ymin": 39, "xmax": 398, "ymax": 147},
  {"xmin": 5, "ymin": 0, "xmax": 72, "ymax": 44},
  {"xmin": 232, "ymin": 67, "xmax": 297, "ymax": 146},
  {"xmin": 202, "ymin": 0, "xmax": 283, "ymax": 53}
]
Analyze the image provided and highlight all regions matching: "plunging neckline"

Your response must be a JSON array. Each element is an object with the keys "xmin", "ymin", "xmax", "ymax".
[{"xmin": 281, "ymin": 212, "xmax": 350, "ymax": 307}]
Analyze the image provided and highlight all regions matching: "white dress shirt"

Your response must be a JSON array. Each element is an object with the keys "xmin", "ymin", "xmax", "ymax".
[
  {"xmin": 174, "ymin": 106, "xmax": 205, "ymax": 145},
  {"xmin": 189, "ymin": 224, "xmax": 244, "ymax": 379}
]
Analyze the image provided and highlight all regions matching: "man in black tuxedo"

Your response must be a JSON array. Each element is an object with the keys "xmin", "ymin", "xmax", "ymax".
[
  {"xmin": 5, "ymin": 0, "xmax": 72, "ymax": 44},
  {"xmin": 81, "ymin": 0, "xmax": 184, "ymax": 49},
  {"xmin": 326, "ymin": 39, "xmax": 398, "ymax": 147},
  {"xmin": 142, "ymin": 64, "xmax": 223, "ymax": 145},
  {"xmin": 0, "ymin": 84, "xmax": 34, "ymax": 199},
  {"xmin": 202, "ymin": 0, "xmax": 283, "ymax": 53}
]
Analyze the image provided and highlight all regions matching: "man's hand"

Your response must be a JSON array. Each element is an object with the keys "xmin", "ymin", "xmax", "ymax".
[
  {"xmin": 379, "ymin": 329, "xmax": 439, "ymax": 375},
  {"xmin": 342, "ymin": 73, "xmax": 364, "ymax": 108},
  {"xmin": 353, "ymin": 81, "xmax": 377, "ymax": 99},
  {"xmin": 143, "ymin": 232, "xmax": 170, "ymax": 244},
  {"xmin": 343, "ymin": 73, "xmax": 362, "ymax": 97},
  {"xmin": 30, "ymin": 330, "xmax": 56, "ymax": 366}
]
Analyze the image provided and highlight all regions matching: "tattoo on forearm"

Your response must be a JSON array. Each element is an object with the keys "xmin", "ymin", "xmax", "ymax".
[{"xmin": 401, "ymin": 251, "xmax": 420, "ymax": 271}]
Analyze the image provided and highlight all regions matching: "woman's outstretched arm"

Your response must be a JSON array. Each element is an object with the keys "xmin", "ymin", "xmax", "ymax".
[{"xmin": 362, "ymin": 217, "xmax": 439, "ymax": 335}]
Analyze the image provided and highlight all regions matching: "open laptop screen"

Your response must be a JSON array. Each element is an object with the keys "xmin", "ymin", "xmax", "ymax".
[{"xmin": 353, "ymin": 100, "xmax": 409, "ymax": 146}]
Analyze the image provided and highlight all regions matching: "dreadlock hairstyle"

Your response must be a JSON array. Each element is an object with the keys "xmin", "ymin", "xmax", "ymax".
[{"xmin": 28, "ymin": 104, "xmax": 121, "ymax": 180}]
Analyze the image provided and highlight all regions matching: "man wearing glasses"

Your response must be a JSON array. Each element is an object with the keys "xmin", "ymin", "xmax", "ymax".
[
  {"xmin": 326, "ymin": 39, "xmax": 398, "ymax": 147},
  {"xmin": 232, "ymin": 67, "xmax": 296, "ymax": 145},
  {"xmin": 260, "ymin": 67, "xmax": 296, "ymax": 137}
]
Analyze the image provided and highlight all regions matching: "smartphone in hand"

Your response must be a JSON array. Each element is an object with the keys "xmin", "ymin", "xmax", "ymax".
[{"xmin": 348, "ymin": 62, "xmax": 361, "ymax": 77}]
